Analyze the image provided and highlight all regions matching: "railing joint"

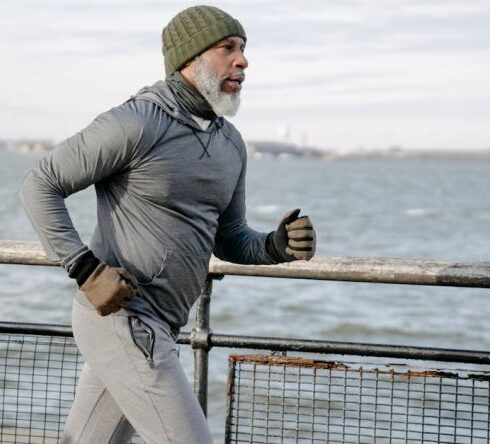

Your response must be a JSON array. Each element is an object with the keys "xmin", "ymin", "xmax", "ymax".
[
  {"xmin": 190, "ymin": 328, "xmax": 212, "ymax": 351},
  {"xmin": 270, "ymin": 350, "xmax": 287, "ymax": 357}
]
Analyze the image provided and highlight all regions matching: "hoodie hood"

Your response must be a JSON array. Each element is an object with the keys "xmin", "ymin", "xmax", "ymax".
[{"xmin": 131, "ymin": 80, "xmax": 223, "ymax": 131}]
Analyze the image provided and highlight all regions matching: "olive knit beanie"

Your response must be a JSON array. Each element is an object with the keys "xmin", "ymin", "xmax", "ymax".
[{"xmin": 162, "ymin": 5, "xmax": 246, "ymax": 76}]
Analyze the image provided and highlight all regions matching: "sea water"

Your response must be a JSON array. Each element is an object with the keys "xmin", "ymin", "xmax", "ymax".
[{"xmin": 1, "ymin": 149, "xmax": 489, "ymax": 439}]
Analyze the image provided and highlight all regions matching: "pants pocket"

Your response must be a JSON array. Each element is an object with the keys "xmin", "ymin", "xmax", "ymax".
[{"xmin": 128, "ymin": 316, "xmax": 155, "ymax": 369}]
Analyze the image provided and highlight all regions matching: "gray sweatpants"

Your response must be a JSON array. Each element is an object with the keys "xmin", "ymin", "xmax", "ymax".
[{"xmin": 62, "ymin": 299, "xmax": 212, "ymax": 444}]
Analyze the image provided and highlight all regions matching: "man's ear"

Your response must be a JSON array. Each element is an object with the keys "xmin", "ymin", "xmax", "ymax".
[
  {"xmin": 180, "ymin": 62, "xmax": 199, "ymax": 92},
  {"xmin": 180, "ymin": 62, "xmax": 193, "ymax": 80}
]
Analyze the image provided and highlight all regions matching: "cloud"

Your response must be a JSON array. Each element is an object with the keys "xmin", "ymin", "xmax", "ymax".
[{"xmin": 1, "ymin": 0, "xmax": 489, "ymax": 148}]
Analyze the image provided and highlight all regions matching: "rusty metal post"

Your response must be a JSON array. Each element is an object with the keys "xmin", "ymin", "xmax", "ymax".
[{"xmin": 191, "ymin": 274, "xmax": 223, "ymax": 415}]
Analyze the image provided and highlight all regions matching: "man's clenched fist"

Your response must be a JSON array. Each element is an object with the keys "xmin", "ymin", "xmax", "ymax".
[
  {"xmin": 80, "ymin": 263, "xmax": 137, "ymax": 316},
  {"xmin": 267, "ymin": 209, "xmax": 316, "ymax": 263}
]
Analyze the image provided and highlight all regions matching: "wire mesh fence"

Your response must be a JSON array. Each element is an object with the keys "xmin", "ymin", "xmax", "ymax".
[
  {"xmin": 3, "ymin": 328, "xmax": 490, "ymax": 443},
  {"xmin": 0, "ymin": 333, "xmax": 80, "ymax": 443},
  {"xmin": 225, "ymin": 354, "xmax": 490, "ymax": 444},
  {"xmin": 0, "ymin": 332, "xmax": 144, "ymax": 443}
]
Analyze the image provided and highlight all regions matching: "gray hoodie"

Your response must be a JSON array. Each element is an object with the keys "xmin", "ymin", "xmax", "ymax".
[{"xmin": 20, "ymin": 81, "xmax": 275, "ymax": 330}]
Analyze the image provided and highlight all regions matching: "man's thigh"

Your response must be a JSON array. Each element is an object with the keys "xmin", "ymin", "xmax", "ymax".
[
  {"xmin": 71, "ymin": 300, "xmax": 212, "ymax": 444},
  {"xmin": 62, "ymin": 363, "xmax": 135, "ymax": 444}
]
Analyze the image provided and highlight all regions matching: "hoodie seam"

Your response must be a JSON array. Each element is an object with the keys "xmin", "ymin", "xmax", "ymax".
[
  {"xmin": 222, "ymin": 130, "xmax": 245, "ymax": 162},
  {"xmin": 121, "ymin": 100, "xmax": 175, "ymax": 168}
]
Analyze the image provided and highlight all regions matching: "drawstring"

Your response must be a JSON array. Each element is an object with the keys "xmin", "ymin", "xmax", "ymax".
[{"xmin": 191, "ymin": 127, "xmax": 215, "ymax": 159}]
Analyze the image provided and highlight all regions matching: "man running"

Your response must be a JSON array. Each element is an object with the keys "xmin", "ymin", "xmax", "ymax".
[{"xmin": 20, "ymin": 5, "xmax": 316, "ymax": 443}]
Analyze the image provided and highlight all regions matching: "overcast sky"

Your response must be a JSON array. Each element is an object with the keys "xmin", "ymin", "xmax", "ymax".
[{"xmin": 1, "ymin": 0, "xmax": 489, "ymax": 149}]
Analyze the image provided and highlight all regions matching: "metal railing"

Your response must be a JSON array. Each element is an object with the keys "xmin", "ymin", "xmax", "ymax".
[{"xmin": 1, "ymin": 240, "xmax": 490, "ymax": 442}]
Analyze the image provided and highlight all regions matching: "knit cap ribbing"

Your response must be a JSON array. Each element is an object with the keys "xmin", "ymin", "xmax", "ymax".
[{"xmin": 162, "ymin": 5, "xmax": 246, "ymax": 76}]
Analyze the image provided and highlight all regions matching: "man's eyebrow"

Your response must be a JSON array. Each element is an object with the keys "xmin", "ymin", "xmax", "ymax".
[{"xmin": 215, "ymin": 38, "xmax": 245, "ymax": 48}]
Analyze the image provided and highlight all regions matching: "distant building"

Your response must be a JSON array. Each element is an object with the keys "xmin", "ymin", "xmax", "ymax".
[
  {"xmin": 246, "ymin": 140, "xmax": 326, "ymax": 159},
  {"xmin": 2, "ymin": 139, "xmax": 54, "ymax": 154}
]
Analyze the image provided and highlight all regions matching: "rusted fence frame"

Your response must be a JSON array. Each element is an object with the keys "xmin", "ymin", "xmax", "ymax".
[{"xmin": 224, "ymin": 354, "xmax": 490, "ymax": 443}]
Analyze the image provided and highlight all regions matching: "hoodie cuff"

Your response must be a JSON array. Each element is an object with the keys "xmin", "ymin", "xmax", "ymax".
[
  {"xmin": 265, "ymin": 231, "xmax": 283, "ymax": 263},
  {"xmin": 67, "ymin": 250, "xmax": 101, "ymax": 287}
]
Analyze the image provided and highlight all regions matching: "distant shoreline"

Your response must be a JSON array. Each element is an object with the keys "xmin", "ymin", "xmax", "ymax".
[
  {"xmin": 2, "ymin": 138, "xmax": 489, "ymax": 160},
  {"xmin": 246, "ymin": 140, "xmax": 490, "ymax": 161}
]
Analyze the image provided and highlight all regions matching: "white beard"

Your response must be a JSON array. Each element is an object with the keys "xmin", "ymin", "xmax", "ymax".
[{"xmin": 193, "ymin": 56, "xmax": 241, "ymax": 117}]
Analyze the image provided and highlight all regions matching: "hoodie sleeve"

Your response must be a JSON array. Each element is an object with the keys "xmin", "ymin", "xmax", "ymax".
[
  {"xmin": 213, "ymin": 142, "xmax": 277, "ymax": 265},
  {"xmin": 19, "ymin": 105, "xmax": 148, "ymax": 270}
]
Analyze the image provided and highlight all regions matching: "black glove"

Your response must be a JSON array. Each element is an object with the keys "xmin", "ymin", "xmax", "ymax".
[{"xmin": 266, "ymin": 208, "xmax": 316, "ymax": 262}]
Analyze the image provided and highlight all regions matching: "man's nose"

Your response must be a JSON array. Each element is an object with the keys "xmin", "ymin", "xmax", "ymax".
[{"xmin": 235, "ymin": 51, "xmax": 248, "ymax": 70}]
